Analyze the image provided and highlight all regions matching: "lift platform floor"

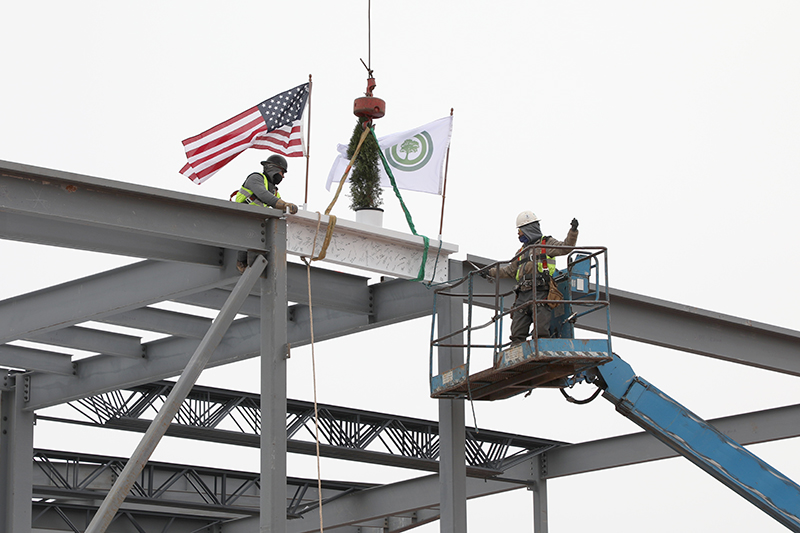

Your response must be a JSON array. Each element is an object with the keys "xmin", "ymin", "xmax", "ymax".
[{"xmin": 431, "ymin": 338, "xmax": 611, "ymax": 401}]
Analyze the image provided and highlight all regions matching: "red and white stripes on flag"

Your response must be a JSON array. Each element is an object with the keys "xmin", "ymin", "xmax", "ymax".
[{"xmin": 180, "ymin": 83, "xmax": 310, "ymax": 185}]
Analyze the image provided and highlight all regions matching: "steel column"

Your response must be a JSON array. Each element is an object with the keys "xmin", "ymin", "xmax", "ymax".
[
  {"xmin": 261, "ymin": 217, "xmax": 288, "ymax": 533},
  {"xmin": 532, "ymin": 455, "xmax": 548, "ymax": 533},
  {"xmin": 83, "ymin": 254, "xmax": 267, "ymax": 533},
  {"xmin": 0, "ymin": 374, "xmax": 34, "ymax": 533},
  {"xmin": 438, "ymin": 259, "xmax": 467, "ymax": 533}
]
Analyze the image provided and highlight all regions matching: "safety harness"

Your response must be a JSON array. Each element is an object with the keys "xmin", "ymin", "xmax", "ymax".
[{"xmin": 516, "ymin": 237, "xmax": 556, "ymax": 284}]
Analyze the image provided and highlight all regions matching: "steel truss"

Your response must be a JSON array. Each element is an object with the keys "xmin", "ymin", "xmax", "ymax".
[
  {"xmin": 31, "ymin": 448, "xmax": 374, "ymax": 532},
  {"xmin": 42, "ymin": 380, "xmax": 561, "ymax": 475}
]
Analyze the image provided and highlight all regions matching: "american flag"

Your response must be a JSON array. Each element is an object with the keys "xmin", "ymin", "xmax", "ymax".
[{"xmin": 180, "ymin": 83, "xmax": 310, "ymax": 184}]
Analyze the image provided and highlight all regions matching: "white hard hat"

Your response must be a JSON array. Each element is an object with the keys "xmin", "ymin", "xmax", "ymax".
[{"xmin": 516, "ymin": 210, "xmax": 540, "ymax": 228}]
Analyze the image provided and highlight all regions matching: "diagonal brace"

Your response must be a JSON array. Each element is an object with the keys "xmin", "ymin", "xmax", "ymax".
[{"xmin": 83, "ymin": 255, "xmax": 268, "ymax": 533}]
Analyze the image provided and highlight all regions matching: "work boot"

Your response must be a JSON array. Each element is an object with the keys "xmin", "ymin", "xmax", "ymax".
[{"xmin": 236, "ymin": 261, "xmax": 247, "ymax": 274}]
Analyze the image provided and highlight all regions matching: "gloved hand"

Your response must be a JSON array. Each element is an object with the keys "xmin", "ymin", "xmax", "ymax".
[
  {"xmin": 275, "ymin": 199, "xmax": 299, "ymax": 214},
  {"xmin": 571, "ymin": 218, "xmax": 579, "ymax": 231},
  {"xmin": 486, "ymin": 267, "xmax": 497, "ymax": 278}
]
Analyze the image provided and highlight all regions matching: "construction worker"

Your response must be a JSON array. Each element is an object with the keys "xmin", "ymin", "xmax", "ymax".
[
  {"xmin": 234, "ymin": 154, "xmax": 299, "ymax": 273},
  {"xmin": 488, "ymin": 211, "xmax": 579, "ymax": 345}
]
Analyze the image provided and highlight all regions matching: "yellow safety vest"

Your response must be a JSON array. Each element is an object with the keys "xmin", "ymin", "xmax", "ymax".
[{"xmin": 234, "ymin": 173, "xmax": 281, "ymax": 206}]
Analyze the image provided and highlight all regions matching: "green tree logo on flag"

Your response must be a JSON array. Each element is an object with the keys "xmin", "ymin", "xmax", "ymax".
[{"xmin": 384, "ymin": 131, "xmax": 434, "ymax": 172}]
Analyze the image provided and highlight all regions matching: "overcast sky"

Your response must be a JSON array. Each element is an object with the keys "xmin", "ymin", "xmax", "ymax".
[{"xmin": 2, "ymin": 1, "xmax": 800, "ymax": 532}]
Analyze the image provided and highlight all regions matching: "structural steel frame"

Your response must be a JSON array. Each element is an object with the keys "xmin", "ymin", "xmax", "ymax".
[{"xmin": 1, "ymin": 159, "xmax": 799, "ymax": 532}]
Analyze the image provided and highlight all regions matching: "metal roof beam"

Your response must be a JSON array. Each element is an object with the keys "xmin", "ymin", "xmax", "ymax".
[
  {"xmin": 462, "ymin": 258, "xmax": 800, "ymax": 375},
  {"xmin": 0, "ymin": 210, "xmax": 223, "ymax": 265},
  {"xmin": 25, "ymin": 326, "xmax": 144, "ymax": 359},
  {"xmin": 97, "ymin": 308, "xmax": 212, "ymax": 339},
  {"xmin": 0, "ymin": 159, "xmax": 272, "ymax": 254},
  {"xmin": 173, "ymin": 263, "xmax": 373, "ymax": 316},
  {"xmin": 24, "ymin": 277, "xmax": 434, "ymax": 410},
  {"xmin": 280, "ymin": 402, "xmax": 800, "ymax": 533},
  {"xmin": 0, "ymin": 259, "xmax": 239, "ymax": 345},
  {"xmin": 545, "ymin": 402, "xmax": 800, "ymax": 479},
  {"xmin": 0, "ymin": 345, "xmax": 75, "ymax": 375}
]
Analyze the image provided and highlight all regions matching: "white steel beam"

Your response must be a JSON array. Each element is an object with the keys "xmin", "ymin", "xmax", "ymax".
[{"xmin": 287, "ymin": 211, "xmax": 457, "ymax": 284}]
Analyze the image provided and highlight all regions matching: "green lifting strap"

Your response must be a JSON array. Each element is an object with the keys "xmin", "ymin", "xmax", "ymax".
[{"xmin": 370, "ymin": 126, "xmax": 430, "ymax": 282}]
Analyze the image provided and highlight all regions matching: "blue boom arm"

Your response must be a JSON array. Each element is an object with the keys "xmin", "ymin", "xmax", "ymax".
[{"xmin": 595, "ymin": 354, "xmax": 800, "ymax": 531}]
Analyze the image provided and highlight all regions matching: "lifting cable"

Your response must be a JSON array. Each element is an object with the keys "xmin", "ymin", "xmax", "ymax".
[
  {"xmin": 297, "ymin": 123, "xmax": 371, "ymax": 530},
  {"xmin": 301, "ymin": 213, "xmax": 327, "ymax": 533}
]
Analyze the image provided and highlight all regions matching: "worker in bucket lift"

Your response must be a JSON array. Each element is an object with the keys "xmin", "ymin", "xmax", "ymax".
[
  {"xmin": 233, "ymin": 154, "xmax": 299, "ymax": 273},
  {"xmin": 488, "ymin": 211, "xmax": 579, "ymax": 345}
]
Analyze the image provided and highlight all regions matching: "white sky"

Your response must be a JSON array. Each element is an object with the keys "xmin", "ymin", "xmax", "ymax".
[{"xmin": 2, "ymin": 1, "xmax": 800, "ymax": 532}]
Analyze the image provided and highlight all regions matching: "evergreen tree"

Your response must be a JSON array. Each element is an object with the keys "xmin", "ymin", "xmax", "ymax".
[{"xmin": 346, "ymin": 119, "xmax": 383, "ymax": 210}]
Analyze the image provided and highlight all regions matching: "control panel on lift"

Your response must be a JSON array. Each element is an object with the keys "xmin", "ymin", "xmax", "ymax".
[{"xmin": 430, "ymin": 247, "xmax": 612, "ymax": 401}]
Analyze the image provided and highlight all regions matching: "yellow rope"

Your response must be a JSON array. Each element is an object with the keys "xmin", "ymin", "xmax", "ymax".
[
  {"xmin": 310, "ymin": 125, "xmax": 371, "ymax": 262},
  {"xmin": 304, "ymin": 212, "xmax": 325, "ymax": 533},
  {"xmin": 301, "ymin": 126, "xmax": 372, "ymax": 530}
]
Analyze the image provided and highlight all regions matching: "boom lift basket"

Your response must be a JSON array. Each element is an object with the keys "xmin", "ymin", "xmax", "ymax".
[{"xmin": 430, "ymin": 246, "xmax": 613, "ymax": 401}]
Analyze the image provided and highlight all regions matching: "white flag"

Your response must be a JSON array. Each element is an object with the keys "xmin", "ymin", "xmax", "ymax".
[{"xmin": 325, "ymin": 116, "xmax": 453, "ymax": 195}]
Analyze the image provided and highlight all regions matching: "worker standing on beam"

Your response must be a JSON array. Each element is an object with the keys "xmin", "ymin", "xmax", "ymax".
[
  {"xmin": 489, "ymin": 211, "xmax": 579, "ymax": 345},
  {"xmin": 233, "ymin": 154, "xmax": 299, "ymax": 273}
]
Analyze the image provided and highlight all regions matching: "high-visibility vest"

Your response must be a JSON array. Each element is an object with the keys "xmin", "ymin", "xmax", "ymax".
[
  {"xmin": 516, "ymin": 237, "xmax": 555, "ymax": 282},
  {"xmin": 234, "ymin": 173, "xmax": 281, "ymax": 206}
]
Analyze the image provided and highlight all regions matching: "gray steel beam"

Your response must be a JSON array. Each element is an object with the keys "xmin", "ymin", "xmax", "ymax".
[
  {"xmin": 0, "ymin": 210, "xmax": 224, "ymax": 265},
  {"xmin": 545, "ymin": 402, "xmax": 800, "ymax": 479},
  {"xmin": 24, "ymin": 278, "xmax": 441, "ymax": 410},
  {"xmin": 273, "ymin": 403, "xmax": 800, "ymax": 533},
  {"xmin": 98, "ymin": 307, "xmax": 213, "ymax": 339},
  {"xmin": 437, "ymin": 260, "xmax": 467, "ymax": 533},
  {"xmin": 0, "ymin": 344, "xmax": 75, "ymax": 375},
  {"xmin": 25, "ymin": 325, "xmax": 145, "ymax": 359},
  {"xmin": 84, "ymin": 255, "xmax": 267, "ymax": 533},
  {"xmin": 0, "ymin": 159, "xmax": 273, "ymax": 253},
  {"xmin": 282, "ymin": 459, "xmax": 537, "ymax": 533},
  {"xmin": 532, "ymin": 457, "xmax": 547, "ymax": 533},
  {"xmin": 261, "ymin": 217, "xmax": 288, "ymax": 533},
  {"xmin": 173, "ymin": 262, "xmax": 373, "ymax": 317},
  {"xmin": 173, "ymin": 287, "xmax": 263, "ymax": 317},
  {"xmin": 583, "ymin": 286, "xmax": 800, "ymax": 376},
  {"xmin": 286, "ymin": 262, "xmax": 372, "ymax": 313},
  {"xmin": 461, "ymin": 258, "xmax": 800, "ymax": 376},
  {"xmin": 0, "ymin": 259, "xmax": 240, "ymax": 345},
  {"xmin": 1, "ymin": 375, "xmax": 34, "ymax": 533}
]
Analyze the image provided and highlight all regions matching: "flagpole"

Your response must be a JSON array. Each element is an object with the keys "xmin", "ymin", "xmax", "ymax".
[
  {"xmin": 304, "ymin": 74, "xmax": 313, "ymax": 209},
  {"xmin": 438, "ymin": 107, "xmax": 453, "ymax": 239}
]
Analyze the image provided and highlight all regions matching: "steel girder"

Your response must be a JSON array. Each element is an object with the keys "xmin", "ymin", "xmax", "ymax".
[
  {"xmin": 464, "ymin": 255, "xmax": 800, "ymax": 376},
  {"xmin": 42, "ymin": 380, "xmax": 561, "ymax": 475},
  {"xmin": 0, "ymin": 159, "xmax": 271, "ymax": 260},
  {"xmin": 30, "ymin": 448, "xmax": 375, "ymax": 531},
  {"xmin": 18, "ymin": 270, "xmax": 432, "ymax": 410},
  {"xmin": 28, "ymin": 401, "xmax": 800, "ymax": 533}
]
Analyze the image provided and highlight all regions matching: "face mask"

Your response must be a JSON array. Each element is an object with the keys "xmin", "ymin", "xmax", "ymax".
[
  {"xmin": 264, "ymin": 166, "xmax": 284, "ymax": 185},
  {"xmin": 518, "ymin": 234, "xmax": 530, "ymax": 244}
]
